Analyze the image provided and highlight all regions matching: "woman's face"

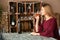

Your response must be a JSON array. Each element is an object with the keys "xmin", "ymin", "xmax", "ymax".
[{"xmin": 40, "ymin": 7, "xmax": 46, "ymax": 16}]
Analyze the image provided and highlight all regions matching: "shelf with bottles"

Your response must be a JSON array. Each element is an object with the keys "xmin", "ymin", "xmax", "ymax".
[
  {"xmin": 9, "ymin": 1, "xmax": 41, "ymax": 14},
  {"xmin": 8, "ymin": 1, "xmax": 41, "ymax": 32}
]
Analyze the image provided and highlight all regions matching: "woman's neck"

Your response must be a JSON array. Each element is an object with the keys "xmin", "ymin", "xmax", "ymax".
[{"xmin": 45, "ymin": 15, "xmax": 52, "ymax": 21}]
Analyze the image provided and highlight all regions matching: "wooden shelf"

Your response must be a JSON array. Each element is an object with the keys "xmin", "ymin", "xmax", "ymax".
[{"xmin": 8, "ymin": 1, "xmax": 41, "ymax": 33}]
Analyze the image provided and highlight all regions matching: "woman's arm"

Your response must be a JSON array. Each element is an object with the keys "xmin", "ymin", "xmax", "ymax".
[
  {"xmin": 35, "ymin": 16, "xmax": 39, "ymax": 32},
  {"xmin": 40, "ymin": 19, "xmax": 57, "ymax": 37}
]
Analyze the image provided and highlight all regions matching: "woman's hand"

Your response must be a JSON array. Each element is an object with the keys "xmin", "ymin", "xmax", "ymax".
[
  {"xmin": 30, "ymin": 32, "xmax": 40, "ymax": 36},
  {"xmin": 35, "ymin": 16, "xmax": 39, "ymax": 20},
  {"xmin": 33, "ymin": 13, "xmax": 40, "ymax": 19}
]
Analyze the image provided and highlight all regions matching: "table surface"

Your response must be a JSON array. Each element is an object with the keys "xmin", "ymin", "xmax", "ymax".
[{"xmin": 0, "ymin": 32, "xmax": 57, "ymax": 40}]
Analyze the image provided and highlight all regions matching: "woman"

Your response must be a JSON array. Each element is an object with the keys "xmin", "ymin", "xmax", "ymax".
[{"xmin": 31, "ymin": 3, "xmax": 59, "ymax": 39}]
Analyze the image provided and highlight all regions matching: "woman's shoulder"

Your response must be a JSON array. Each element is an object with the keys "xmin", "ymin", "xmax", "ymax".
[
  {"xmin": 51, "ymin": 17, "xmax": 57, "ymax": 21},
  {"xmin": 45, "ymin": 17, "xmax": 57, "ymax": 22},
  {"xmin": 49, "ymin": 17, "xmax": 57, "ymax": 23}
]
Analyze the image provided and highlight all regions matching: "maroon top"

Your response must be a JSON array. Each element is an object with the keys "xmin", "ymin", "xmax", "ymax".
[{"xmin": 38, "ymin": 17, "xmax": 59, "ymax": 39}]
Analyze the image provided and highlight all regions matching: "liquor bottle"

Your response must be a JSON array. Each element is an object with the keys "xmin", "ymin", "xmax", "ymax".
[{"xmin": 9, "ymin": 2, "xmax": 16, "ymax": 13}]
